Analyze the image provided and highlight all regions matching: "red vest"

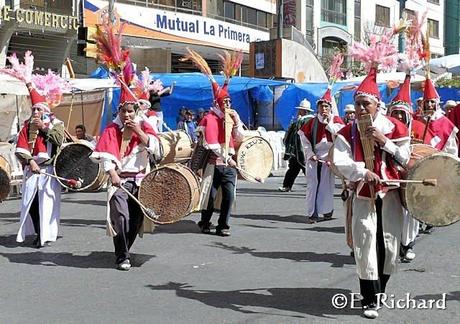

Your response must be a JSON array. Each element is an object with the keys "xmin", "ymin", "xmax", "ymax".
[{"xmin": 338, "ymin": 116, "xmax": 409, "ymax": 198}]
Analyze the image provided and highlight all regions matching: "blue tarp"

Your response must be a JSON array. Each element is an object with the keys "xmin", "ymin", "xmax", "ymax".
[
  {"xmin": 90, "ymin": 67, "xmax": 287, "ymax": 130},
  {"xmin": 275, "ymin": 82, "xmax": 460, "ymax": 130}
]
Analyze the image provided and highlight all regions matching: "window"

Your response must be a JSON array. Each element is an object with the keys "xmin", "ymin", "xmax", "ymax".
[
  {"xmin": 224, "ymin": 2, "xmax": 235, "ymax": 20},
  {"xmin": 305, "ymin": 0, "xmax": 314, "ymax": 38},
  {"xmin": 427, "ymin": 0, "xmax": 440, "ymax": 4},
  {"xmin": 354, "ymin": 0, "xmax": 361, "ymax": 41},
  {"xmin": 321, "ymin": 0, "xmax": 347, "ymax": 26},
  {"xmin": 235, "ymin": 4, "xmax": 242, "ymax": 22},
  {"xmin": 375, "ymin": 5, "xmax": 390, "ymax": 27},
  {"xmin": 257, "ymin": 11, "xmax": 267, "ymax": 28},
  {"xmin": 246, "ymin": 7, "xmax": 257, "ymax": 26},
  {"xmin": 428, "ymin": 19, "xmax": 439, "ymax": 39}
]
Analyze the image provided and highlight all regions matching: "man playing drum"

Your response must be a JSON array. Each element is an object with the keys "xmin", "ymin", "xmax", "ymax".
[
  {"xmin": 181, "ymin": 49, "xmax": 245, "ymax": 237},
  {"xmin": 333, "ymin": 67, "xmax": 411, "ymax": 318},
  {"xmin": 298, "ymin": 88, "xmax": 345, "ymax": 223},
  {"xmin": 387, "ymin": 74, "xmax": 426, "ymax": 263},
  {"xmin": 91, "ymin": 83, "xmax": 161, "ymax": 271},
  {"xmin": 15, "ymin": 83, "xmax": 65, "ymax": 248}
]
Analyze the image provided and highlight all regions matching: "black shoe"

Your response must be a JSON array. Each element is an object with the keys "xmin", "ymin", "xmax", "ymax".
[
  {"xmin": 323, "ymin": 212, "xmax": 333, "ymax": 220},
  {"xmin": 216, "ymin": 229, "xmax": 230, "ymax": 237},
  {"xmin": 197, "ymin": 221, "xmax": 212, "ymax": 234},
  {"xmin": 33, "ymin": 236, "xmax": 42, "ymax": 248}
]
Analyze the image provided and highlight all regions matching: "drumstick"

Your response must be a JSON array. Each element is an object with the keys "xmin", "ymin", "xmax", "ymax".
[
  {"xmin": 383, "ymin": 178, "xmax": 437, "ymax": 186},
  {"xmin": 40, "ymin": 171, "xmax": 83, "ymax": 189},
  {"xmin": 234, "ymin": 166, "xmax": 264, "ymax": 183},
  {"xmin": 117, "ymin": 185, "xmax": 160, "ymax": 221}
]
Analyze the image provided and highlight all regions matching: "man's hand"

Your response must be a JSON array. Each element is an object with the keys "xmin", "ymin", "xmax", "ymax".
[
  {"xmin": 365, "ymin": 126, "xmax": 387, "ymax": 145},
  {"xmin": 109, "ymin": 169, "xmax": 121, "ymax": 187},
  {"xmin": 29, "ymin": 160, "xmax": 41, "ymax": 174},
  {"xmin": 364, "ymin": 170, "xmax": 380, "ymax": 184},
  {"xmin": 228, "ymin": 109, "xmax": 240, "ymax": 124},
  {"xmin": 227, "ymin": 158, "xmax": 237, "ymax": 168},
  {"xmin": 309, "ymin": 155, "xmax": 318, "ymax": 161},
  {"xmin": 32, "ymin": 118, "xmax": 46, "ymax": 131},
  {"xmin": 125, "ymin": 119, "xmax": 142, "ymax": 135}
]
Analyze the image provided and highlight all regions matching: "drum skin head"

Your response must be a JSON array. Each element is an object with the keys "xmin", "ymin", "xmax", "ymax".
[
  {"xmin": 406, "ymin": 153, "xmax": 460, "ymax": 226},
  {"xmin": 54, "ymin": 143, "xmax": 101, "ymax": 191},
  {"xmin": 236, "ymin": 136, "xmax": 273, "ymax": 182}
]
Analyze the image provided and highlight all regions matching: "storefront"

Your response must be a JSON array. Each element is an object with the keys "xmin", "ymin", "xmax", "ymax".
[{"xmin": 0, "ymin": 2, "xmax": 79, "ymax": 71}]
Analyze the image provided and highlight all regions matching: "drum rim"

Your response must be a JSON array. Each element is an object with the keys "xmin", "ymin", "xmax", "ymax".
[
  {"xmin": 406, "ymin": 152, "xmax": 460, "ymax": 226},
  {"xmin": 235, "ymin": 136, "xmax": 274, "ymax": 182},
  {"xmin": 53, "ymin": 142, "xmax": 104, "ymax": 192},
  {"xmin": 139, "ymin": 163, "xmax": 199, "ymax": 224}
]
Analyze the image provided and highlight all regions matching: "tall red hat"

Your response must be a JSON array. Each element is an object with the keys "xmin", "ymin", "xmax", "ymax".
[
  {"xmin": 119, "ymin": 82, "xmax": 138, "ymax": 107},
  {"xmin": 389, "ymin": 74, "xmax": 412, "ymax": 113},
  {"xmin": 354, "ymin": 66, "xmax": 380, "ymax": 102},
  {"xmin": 317, "ymin": 87, "xmax": 333, "ymax": 105},
  {"xmin": 29, "ymin": 86, "xmax": 50, "ymax": 112},
  {"xmin": 423, "ymin": 78, "xmax": 439, "ymax": 102},
  {"xmin": 212, "ymin": 81, "xmax": 229, "ymax": 110}
]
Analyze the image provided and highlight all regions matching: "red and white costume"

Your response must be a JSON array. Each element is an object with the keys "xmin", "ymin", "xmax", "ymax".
[
  {"xmin": 416, "ymin": 79, "xmax": 458, "ymax": 155},
  {"xmin": 447, "ymin": 104, "xmax": 460, "ymax": 157},
  {"xmin": 298, "ymin": 88, "xmax": 345, "ymax": 217},
  {"xmin": 90, "ymin": 88, "xmax": 161, "ymax": 236},
  {"xmin": 15, "ymin": 87, "xmax": 65, "ymax": 246},
  {"xmin": 333, "ymin": 67, "xmax": 410, "ymax": 281}
]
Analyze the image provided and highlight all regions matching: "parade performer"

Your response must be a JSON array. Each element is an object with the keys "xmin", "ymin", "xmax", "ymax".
[
  {"xmin": 416, "ymin": 78, "xmax": 458, "ymax": 156},
  {"xmin": 181, "ymin": 48, "xmax": 245, "ymax": 236},
  {"xmin": 343, "ymin": 104, "xmax": 356, "ymax": 124},
  {"xmin": 91, "ymin": 83, "xmax": 161, "ymax": 270},
  {"xmin": 278, "ymin": 99, "xmax": 314, "ymax": 192},
  {"xmin": 298, "ymin": 53, "xmax": 345, "ymax": 223},
  {"xmin": 334, "ymin": 21, "xmax": 412, "ymax": 318},
  {"xmin": 387, "ymin": 73, "xmax": 425, "ymax": 263},
  {"xmin": 447, "ymin": 103, "xmax": 460, "ymax": 157},
  {"xmin": 90, "ymin": 14, "xmax": 161, "ymax": 270},
  {"xmin": 1, "ymin": 51, "xmax": 67, "ymax": 248}
]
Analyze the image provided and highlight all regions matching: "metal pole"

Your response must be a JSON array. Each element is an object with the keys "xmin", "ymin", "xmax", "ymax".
[
  {"xmin": 109, "ymin": 0, "xmax": 115, "ymax": 23},
  {"xmin": 398, "ymin": 0, "xmax": 407, "ymax": 53},
  {"xmin": 277, "ymin": 0, "xmax": 283, "ymax": 39}
]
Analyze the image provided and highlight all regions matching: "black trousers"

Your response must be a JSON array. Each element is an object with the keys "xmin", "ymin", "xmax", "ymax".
[
  {"xmin": 109, "ymin": 181, "xmax": 144, "ymax": 264},
  {"xmin": 282, "ymin": 157, "xmax": 305, "ymax": 189},
  {"xmin": 200, "ymin": 165, "xmax": 237, "ymax": 231},
  {"xmin": 359, "ymin": 197, "xmax": 390, "ymax": 307},
  {"xmin": 29, "ymin": 192, "xmax": 40, "ymax": 237}
]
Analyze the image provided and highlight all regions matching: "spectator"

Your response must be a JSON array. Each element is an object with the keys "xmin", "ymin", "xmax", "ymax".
[
  {"xmin": 343, "ymin": 104, "xmax": 356, "ymax": 124},
  {"xmin": 75, "ymin": 124, "xmax": 95, "ymax": 145}
]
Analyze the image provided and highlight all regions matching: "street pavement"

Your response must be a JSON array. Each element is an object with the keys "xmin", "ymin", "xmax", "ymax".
[{"xmin": 0, "ymin": 170, "xmax": 459, "ymax": 323}]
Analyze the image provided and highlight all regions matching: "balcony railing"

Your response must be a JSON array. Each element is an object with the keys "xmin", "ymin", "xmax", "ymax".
[{"xmin": 321, "ymin": 9, "xmax": 346, "ymax": 26}]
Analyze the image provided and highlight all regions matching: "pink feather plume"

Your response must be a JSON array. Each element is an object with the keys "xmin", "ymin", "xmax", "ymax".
[
  {"xmin": 327, "ymin": 52, "xmax": 344, "ymax": 83},
  {"xmin": 32, "ymin": 70, "xmax": 69, "ymax": 108},
  {"xmin": 0, "ymin": 51, "xmax": 34, "ymax": 82}
]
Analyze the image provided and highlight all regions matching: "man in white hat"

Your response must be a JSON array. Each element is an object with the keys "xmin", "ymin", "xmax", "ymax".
[
  {"xmin": 443, "ymin": 100, "xmax": 457, "ymax": 115},
  {"xmin": 279, "ymin": 99, "xmax": 314, "ymax": 192},
  {"xmin": 343, "ymin": 104, "xmax": 356, "ymax": 124}
]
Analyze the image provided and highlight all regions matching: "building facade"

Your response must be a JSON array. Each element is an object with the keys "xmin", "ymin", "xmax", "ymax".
[
  {"xmin": 285, "ymin": 0, "xmax": 447, "ymax": 67},
  {"xmin": 0, "ymin": 0, "xmax": 277, "ymax": 74}
]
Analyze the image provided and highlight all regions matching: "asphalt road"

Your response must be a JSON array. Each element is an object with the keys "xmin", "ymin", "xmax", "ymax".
[{"xmin": 0, "ymin": 171, "xmax": 459, "ymax": 323}]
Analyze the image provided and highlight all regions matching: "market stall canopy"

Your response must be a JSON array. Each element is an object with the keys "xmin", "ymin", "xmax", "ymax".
[{"xmin": 429, "ymin": 54, "xmax": 460, "ymax": 75}]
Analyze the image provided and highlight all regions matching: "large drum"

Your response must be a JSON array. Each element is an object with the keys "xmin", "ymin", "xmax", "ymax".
[
  {"xmin": 235, "ymin": 136, "xmax": 273, "ymax": 183},
  {"xmin": 138, "ymin": 163, "xmax": 200, "ymax": 224},
  {"xmin": 399, "ymin": 144, "xmax": 439, "ymax": 208},
  {"xmin": 54, "ymin": 142, "xmax": 108, "ymax": 191},
  {"xmin": 403, "ymin": 153, "xmax": 460, "ymax": 226},
  {"xmin": 0, "ymin": 155, "xmax": 11, "ymax": 201},
  {"xmin": 158, "ymin": 130, "xmax": 193, "ymax": 165}
]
